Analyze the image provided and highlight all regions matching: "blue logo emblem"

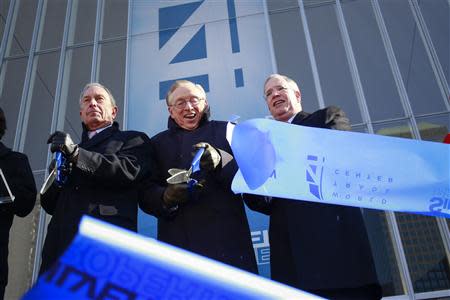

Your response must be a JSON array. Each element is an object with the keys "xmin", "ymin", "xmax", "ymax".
[
  {"xmin": 158, "ymin": 0, "xmax": 243, "ymax": 99},
  {"xmin": 306, "ymin": 155, "xmax": 325, "ymax": 200}
]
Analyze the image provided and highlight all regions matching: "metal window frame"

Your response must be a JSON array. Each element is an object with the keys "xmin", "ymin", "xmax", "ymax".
[{"xmin": 32, "ymin": 0, "xmax": 73, "ymax": 284}]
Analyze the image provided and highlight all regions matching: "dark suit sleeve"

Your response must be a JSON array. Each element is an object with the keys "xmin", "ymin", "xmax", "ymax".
[
  {"xmin": 8, "ymin": 154, "xmax": 37, "ymax": 217},
  {"xmin": 243, "ymin": 193, "xmax": 272, "ymax": 215},
  {"xmin": 138, "ymin": 141, "xmax": 174, "ymax": 218},
  {"xmin": 40, "ymin": 183, "xmax": 59, "ymax": 215},
  {"xmin": 76, "ymin": 132, "xmax": 152, "ymax": 186}
]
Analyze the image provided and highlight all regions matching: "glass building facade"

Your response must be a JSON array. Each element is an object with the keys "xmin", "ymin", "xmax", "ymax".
[{"xmin": 0, "ymin": 0, "xmax": 448, "ymax": 299}]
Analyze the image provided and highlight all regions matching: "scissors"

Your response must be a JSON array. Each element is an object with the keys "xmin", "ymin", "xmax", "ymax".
[
  {"xmin": 166, "ymin": 147, "xmax": 205, "ymax": 188},
  {"xmin": 40, "ymin": 151, "xmax": 67, "ymax": 194}
]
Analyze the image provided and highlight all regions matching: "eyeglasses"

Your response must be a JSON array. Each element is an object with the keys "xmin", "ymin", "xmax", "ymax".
[
  {"xmin": 170, "ymin": 97, "xmax": 204, "ymax": 110},
  {"xmin": 265, "ymin": 86, "xmax": 288, "ymax": 99}
]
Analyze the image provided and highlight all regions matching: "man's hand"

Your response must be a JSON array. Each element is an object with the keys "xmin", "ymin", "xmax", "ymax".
[
  {"xmin": 193, "ymin": 142, "xmax": 221, "ymax": 171},
  {"xmin": 47, "ymin": 131, "xmax": 79, "ymax": 162},
  {"xmin": 325, "ymin": 106, "xmax": 351, "ymax": 131},
  {"xmin": 163, "ymin": 183, "xmax": 190, "ymax": 208}
]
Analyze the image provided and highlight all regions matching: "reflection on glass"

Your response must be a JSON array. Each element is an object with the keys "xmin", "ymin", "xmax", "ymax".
[
  {"xmin": 0, "ymin": 0, "xmax": 11, "ymax": 42},
  {"xmin": 24, "ymin": 51, "xmax": 60, "ymax": 170},
  {"xmin": 363, "ymin": 209, "xmax": 404, "ymax": 297},
  {"xmin": 306, "ymin": 2, "xmax": 362, "ymax": 123},
  {"xmin": 418, "ymin": 0, "xmax": 449, "ymax": 91},
  {"xmin": 380, "ymin": 0, "xmax": 446, "ymax": 115},
  {"xmin": 0, "ymin": 58, "xmax": 28, "ymax": 146},
  {"xmin": 102, "ymin": 0, "xmax": 128, "ymax": 39},
  {"xmin": 396, "ymin": 213, "xmax": 450, "ymax": 293},
  {"xmin": 7, "ymin": 0, "xmax": 38, "ymax": 56},
  {"xmin": 342, "ymin": 0, "xmax": 404, "ymax": 122},
  {"xmin": 97, "ymin": 40, "xmax": 126, "ymax": 126},
  {"xmin": 60, "ymin": 46, "xmax": 93, "ymax": 140},
  {"xmin": 267, "ymin": 2, "xmax": 320, "ymax": 113},
  {"xmin": 376, "ymin": 120, "xmax": 450, "ymax": 293},
  {"xmin": 38, "ymin": 0, "xmax": 67, "ymax": 50},
  {"xmin": 67, "ymin": 0, "xmax": 96, "ymax": 45}
]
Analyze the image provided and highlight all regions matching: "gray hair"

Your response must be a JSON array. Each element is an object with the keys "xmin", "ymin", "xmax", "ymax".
[
  {"xmin": 79, "ymin": 82, "xmax": 116, "ymax": 107},
  {"xmin": 263, "ymin": 74, "xmax": 301, "ymax": 96},
  {"xmin": 165, "ymin": 80, "xmax": 206, "ymax": 105}
]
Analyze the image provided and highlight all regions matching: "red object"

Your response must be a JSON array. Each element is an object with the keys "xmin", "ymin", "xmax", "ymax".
[{"xmin": 444, "ymin": 133, "xmax": 450, "ymax": 144}]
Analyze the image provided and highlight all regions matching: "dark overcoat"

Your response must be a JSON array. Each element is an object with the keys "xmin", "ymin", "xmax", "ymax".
[
  {"xmin": 140, "ymin": 116, "xmax": 257, "ymax": 273},
  {"xmin": 40, "ymin": 122, "xmax": 151, "ymax": 274},
  {"xmin": 0, "ymin": 142, "xmax": 36, "ymax": 299},
  {"xmin": 247, "ymin": 107, "xmax": 379, "ymax": 291}
]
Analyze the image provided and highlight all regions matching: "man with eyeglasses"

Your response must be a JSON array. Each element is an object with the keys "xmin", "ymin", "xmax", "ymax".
[
  {"xmin": 139, "ymin": 80, "xmax": 257, "ymax": 274},
  {"xmin": 246, "ymin": 74, "xmax": 381, "ymax": 299}
]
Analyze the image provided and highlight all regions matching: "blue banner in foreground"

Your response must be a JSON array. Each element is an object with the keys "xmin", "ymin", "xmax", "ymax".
[
  {"xmin": 24, "ymin": 216, "xmax": 322, "ymax": 300},
  {"xmin": 231, "ymin": 119, "xmax": 450, "ymax": 218}
]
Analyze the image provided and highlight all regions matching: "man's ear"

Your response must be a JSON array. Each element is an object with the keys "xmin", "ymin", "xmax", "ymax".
[
  {"xmin": 111, "ymin": 106, "xmax": 118, "ymax": 119},
  {"xmin": 295, "ymin": 90, "xmax": 301, "ymax": 103}
]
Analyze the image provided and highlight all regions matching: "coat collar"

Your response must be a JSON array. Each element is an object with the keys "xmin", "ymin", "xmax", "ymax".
[
  {"xmin": 291, "ymin": 111, "xmax": 310, "ymax": 124},
  {"xmin": 0, "ymin": 142, "xmax": 11, "ymax": 157},
  {"xmin": 80, "ymin": 121, "xmax": 119, "ymax": 149}
]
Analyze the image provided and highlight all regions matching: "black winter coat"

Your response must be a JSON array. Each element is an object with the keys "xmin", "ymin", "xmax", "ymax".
[
  {"xmin": 0, "ymin": 142, "xmax": 36, "ymax": 300},
  {"xmin": 140, "ymin": 116, "xmax": 257, "ymax": 274},
  {"xmin": 246, "ymin": 107, "xmax": 379, "ymax": 291},
  {"xmin": 40, "ymin": 122, "xmax": 151, "ymax": 274}
]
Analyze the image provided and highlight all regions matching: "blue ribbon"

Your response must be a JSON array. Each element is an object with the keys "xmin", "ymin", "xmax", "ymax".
[
  {"xmin": 231, "ymin": 119, "xmax": 450, "ymax": 218},
  {"xmin": 23, "ymin": 216, "xmax": 322, "ymax": 299}
]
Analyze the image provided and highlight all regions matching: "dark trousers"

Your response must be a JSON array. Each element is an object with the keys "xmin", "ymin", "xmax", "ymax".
[{"xmin": 311, "ymin": 284, "xmax": 382, "ymax": 300}]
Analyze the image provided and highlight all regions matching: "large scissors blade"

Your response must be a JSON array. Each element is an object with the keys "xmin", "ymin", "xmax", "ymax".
[
  {"xmin": 166, "ymin": 169, "xmax": 190, "ymax": 184},
  {"xmin": 40, "ymin": 167, "xmax": 57, "ymax": 195}
]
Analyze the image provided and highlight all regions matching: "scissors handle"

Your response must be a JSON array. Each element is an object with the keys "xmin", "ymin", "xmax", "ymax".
[
  {"xmin": 55, "ymin": 151, "xmax": 66, "ymax": 185},
  {"xmin": 191, "ymin": 147, "xmax": 205, "ymax": 173}
]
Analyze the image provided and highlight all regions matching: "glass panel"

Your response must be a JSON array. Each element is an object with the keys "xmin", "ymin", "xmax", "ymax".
[
  {"xmin": 342, "ymin": 0, "xmax": 405, "ymax": 122},
  {"xmin": 102, "ymin": 0, "xmax": 128, "ymax": 39},
  {"xmin": 0, "ymin": 57, "xmax": 28, "ymax": 146},
  {"xmin": 375, "ymin": 119, "xmax": 414, "ymax": 139},
  {"xmin": 97, "ymin": 40, "xmax": 126, "ymax": 127},
  {"xmin": 380, "ymin": 0, "xmax": 447, "ymax": 115},
  {"xmin": 0, "ymin": 0, "xmax": 11, "ymax": 43},
  {"xmin": 306, "ymin": 2, "xmax": 362, "ymax": 123},
  {"xmin": 364, "ymin": 210, "xmax": 404, "ymax": 297},
  {"xmin": 376, "ymin": 120, "xmax": 450, "ymax": 293},
  {"xmin": 67, "ymin": 0, "xmax": 97, "ymax": 45},
  {"xmin": 37, "ymin": 0, "xmax": 67, "ymax": 50},
  {"xmin": 7, "ymin": 0, "xmax": 38, "ymax": 56},
  {"xmin": 23, "ymin": 51, "xmax": 59, "ymax": 171},
  {"xmin": 397, "ymin": 213, "xmax": 450, "ymax": 293},
  {"xmin": 418, "ymin": 0, "xmax": 450, "ymax": 91},
  {"xmin": 416, "ymin": 114, "xmax": 449, "ymax": 143},
  {"xmin": 267, "ymin": 1, "xmax": 320, "ymax": 113},
  {"xmin": 61, "ymin": 46, "xmax": 93, "ymax": 141},
  {"xmin": 351, "ymin": 124, "xmax": 368, "ymax": 133}
]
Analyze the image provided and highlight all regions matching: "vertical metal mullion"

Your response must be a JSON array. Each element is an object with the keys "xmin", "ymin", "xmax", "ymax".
[
  {"xmin": 297, "ymin": 0, "xmax": 325, "ymax": 109},
  {"xmin": 32, "ymin": 0, "xmax": 74, "ymax": 284},
  {"xmin": 371, "ymin": 1, "xmax": 420, "ymax": 298},
  {"xmin": 407, "ymin": 0, "xmax": 450, "ymax": 110},
  {"xmin": 123, "ymin": 0, "xmax": 132, "ymax": 130},
  {"xmin": 91, "ymin": 0, "xmax": 103, "ymax": 82},
  {"xmin": 334, "ymin": 0, "xmax": 374, "ymax": 133},
  {"xmin": 262, "ymin": 0, "xmax": 277, "ymax": 74},
  {"xmin": 0, "ymin": 0, "xmax": 17, "ymax": 86},
  {"xmin": 14, "ymin": 0, "xmax": 45, "ymax": 152},
  {"xmin": 371, "ymin": 0, "xmax": 420, "ymax": 139}
]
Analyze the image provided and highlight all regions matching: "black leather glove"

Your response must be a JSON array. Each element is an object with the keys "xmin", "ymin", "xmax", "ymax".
[
  {"xmin": 47, "ymin": 131, "xmax": 79, "ymax": 162},
  {"xmin": 163, "ymin": 183, "xmax": 190, "ymax": 208},
  {"xmin": 193, "ymin": 142, "xmax": 221, "ymax": 172},
  {"xmin": 325, "ymin": 106, "xmax": 351, "ymax": 131}
]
